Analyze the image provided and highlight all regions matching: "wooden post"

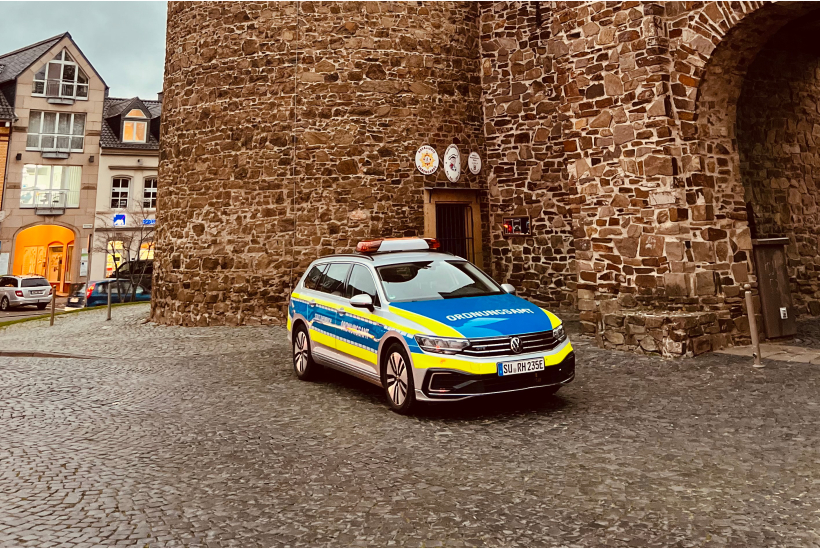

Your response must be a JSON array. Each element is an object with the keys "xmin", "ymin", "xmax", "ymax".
[
  {"xmin": 744, "ymin": 284, "xmax": 763, "ymax": 367},
  {"xmin": 106, "ymin": 282, "xmax": 112, "ymax": 321},
  {"xmin": 49, "ymin": 286, "xmax": 56, "ymax": 326}
]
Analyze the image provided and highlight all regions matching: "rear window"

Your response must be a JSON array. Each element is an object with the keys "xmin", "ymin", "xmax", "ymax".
[
  {"xmin": 69, "ymin": 283, "xmax": 86, "ymax": 297},
  {"xmin": 21, "ymin": 278, "xmax": 50, "ymax": 288}
]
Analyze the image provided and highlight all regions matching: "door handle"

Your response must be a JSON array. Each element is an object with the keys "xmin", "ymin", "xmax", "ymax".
[
  {"xmin": 308, "ymin": 300, "xmax": 316, "ymax": 307},
  {"xmin": 336, "ymin": 308, "xmax": 346, "ymax": 317}
]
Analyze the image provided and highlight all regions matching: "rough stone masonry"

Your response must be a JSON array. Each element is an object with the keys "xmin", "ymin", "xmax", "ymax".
[{"xmin": 154, "ymin": 1, "xmax": 820, "ymax": 357}]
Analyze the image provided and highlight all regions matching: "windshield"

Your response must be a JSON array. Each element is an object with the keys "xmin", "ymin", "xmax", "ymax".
[
  {"xmin": 21, "ymin": 277, "xmax": 50, "ymax": 288},
  {"xmin": 376, "ymin": 260, "xmax": 503, "ymax": 302}
]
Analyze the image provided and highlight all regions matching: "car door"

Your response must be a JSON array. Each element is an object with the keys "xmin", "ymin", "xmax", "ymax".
[
  {"xmin": 0, "ymin": 277, "xmax": 13, "ymax": 302},
  {"xmin": 339, "ymin": 264, "xmax": 387, "ymax": 378},
  {"xmin": 314, "ymin": 262, "xmax": 352, "ymax": 355}
]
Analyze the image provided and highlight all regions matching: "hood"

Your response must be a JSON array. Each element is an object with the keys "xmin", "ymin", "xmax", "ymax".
[{"xmin": 389, "ymin": 293, "xmax": 554, "ymax": 339}]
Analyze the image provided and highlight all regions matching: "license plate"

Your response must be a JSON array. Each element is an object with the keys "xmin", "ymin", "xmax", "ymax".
[
  {"xmin": 497, "ymin": 357, "xmax": 545, "ymax": 376},
  {"xmin": 69, "ymin": 297, "xmax": 79, "ymax": 303},
  {"xmin": 30, "ymin": 290, "xmax": 43, "ymax": 295}
]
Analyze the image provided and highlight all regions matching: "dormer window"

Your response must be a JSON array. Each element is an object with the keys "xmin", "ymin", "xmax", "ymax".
[
  {"xmin": 32, "ymin": 50, "xmax": 89, "ymax": 100},
  {"xmin": 123, "ymin": 109, "xmax": 147, "ymax": 143}
]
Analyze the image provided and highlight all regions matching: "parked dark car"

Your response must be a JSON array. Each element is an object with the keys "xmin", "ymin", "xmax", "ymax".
[
  {"xmin": 107, "ymin": 259, "xmax": 153, "ymax": 290},
  {"xmin": 66, "ymin": 280, "xmax": 151, "ymax": 309}
]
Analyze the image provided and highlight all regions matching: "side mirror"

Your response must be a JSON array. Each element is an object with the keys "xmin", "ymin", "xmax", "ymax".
[
  {"xmin": 350, "ymin": 294, "xmax": 374, "ymax": 310},
  {"xmin": 501, "ymin": 283, "xmax": 516, "ymax": 295}
]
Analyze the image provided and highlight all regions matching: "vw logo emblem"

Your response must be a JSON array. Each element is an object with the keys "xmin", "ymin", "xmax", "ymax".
[{"xmin": 510, "ymin": 337, "xmax": 522, "ymax": 354}]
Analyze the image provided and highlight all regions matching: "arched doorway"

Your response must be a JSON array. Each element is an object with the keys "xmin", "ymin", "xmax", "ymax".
[
  {"xmin": 685, "ymin": 3, "xmax": 820, "ymax": 339},
  {"xmin": 13, "ymin": 225, "xmax": 76, "ymax": 294}
]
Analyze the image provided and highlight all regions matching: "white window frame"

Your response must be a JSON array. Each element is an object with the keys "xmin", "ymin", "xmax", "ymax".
[
  {"xmin": 111, "ymin": 177, "xmax": 131, "ymax": 209},
  {"xmin": 32, "ymin": 50, "xmax": 89, "ymax": 100},
  {"xmin": 19, "ymin": 164, "xmax": 82, "ymax": 208},
  {"xmin": 143, "ymin": 176, "xmax": 158, "ymax": 209},
  {"xmin": 123, "ymin": 119, "xmax": 148, "ymax": 143},
  {"xmin": 26, "ymin": 111, "xmax": 85, "ymax": 152}
]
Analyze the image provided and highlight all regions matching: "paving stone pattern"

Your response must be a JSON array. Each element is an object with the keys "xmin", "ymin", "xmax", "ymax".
[{"xmin": 1, "ymin": 305, "xmax": 819, "ymax": 546}]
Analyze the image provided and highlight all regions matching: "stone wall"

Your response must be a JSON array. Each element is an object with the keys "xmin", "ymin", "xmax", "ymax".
[
  {"xmin": 738, "ymin": 45, "xmax": 820, "ymax": 317},
  {"xmin": 155, "ymin": 1, "xmax": 485, "ymax": 326}
]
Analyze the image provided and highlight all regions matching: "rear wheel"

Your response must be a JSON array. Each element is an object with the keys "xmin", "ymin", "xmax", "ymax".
[
  {"xmin": 0, "ymin": 296, "xmax": 9, "ymax": 311},
  {"xmin": 383, "ymin": 343, "xmax": 416, "ymax": 414},
  {"xmin": 292, "ymin": 325, "xmax": 321, "ymax": 381}
]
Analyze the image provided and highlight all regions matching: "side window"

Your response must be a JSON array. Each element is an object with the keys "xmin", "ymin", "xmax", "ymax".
[
  {"xmin": 0, "ymin": 277, "xmax": 15, "ymax": 287},
  {"xmin": 318, "ymin": 263, "xmax": 350, "ymax": 297},
  {"xmin": 345, "ymin": 265, "xmax": 381, "ymax": 307},
  {"xmin": 303, "ymin": 264, "xmax": 327, "ymax": 291}
]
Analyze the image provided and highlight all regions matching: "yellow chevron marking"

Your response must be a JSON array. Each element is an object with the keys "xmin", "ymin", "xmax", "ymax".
[{"xmin": 389, "ymin": 307, "xmax": 463, "ymax": 338}]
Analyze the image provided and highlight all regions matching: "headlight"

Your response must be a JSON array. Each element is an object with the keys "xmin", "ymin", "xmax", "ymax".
[
  {"xmin": 552, "ymin": 324, "xmax": 566, "ymax": 342},
  {"xmin": 414, "ymin": 335, "xmax": 470, "ymax": 355}
]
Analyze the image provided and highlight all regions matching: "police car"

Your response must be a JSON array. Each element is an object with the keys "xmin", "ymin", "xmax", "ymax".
[{"xmin": 287, "ymin": 238, "xmax": 574, "ymax": 414}]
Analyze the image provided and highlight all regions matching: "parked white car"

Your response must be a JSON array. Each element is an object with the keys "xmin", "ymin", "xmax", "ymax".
[{"xmin": 0, "ymin": 276, "xmax": 53, "ymax": 311}]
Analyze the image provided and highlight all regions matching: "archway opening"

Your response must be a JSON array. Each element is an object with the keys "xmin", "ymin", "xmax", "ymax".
[
  {"xmin": 737, "ymin": 13, "xmax": 820, "ymax": 318},
  {"xmin": 14, "ymin": 225, "xmax": 75, "ymax": 294}
]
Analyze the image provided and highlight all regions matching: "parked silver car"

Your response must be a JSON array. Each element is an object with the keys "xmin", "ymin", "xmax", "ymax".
[{"xmin": 0, "ymin": 275, "xmax": 53, "ymax": 311}]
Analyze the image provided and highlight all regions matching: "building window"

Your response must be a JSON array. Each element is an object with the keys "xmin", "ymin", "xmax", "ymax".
[
  {"xmin": 26, "ymin": 111, "xmax": 85, "ymax": 152},
  {"xmin": 111, "ymin": 177, "xmax": 130, "ymax": 209},
  {"xmin": 143, "ymin": 177, "xmax": 157, "ymax": 209},
  {"xmin": 139, "ymin": 242, "xmax": 155, "ymax": 260},
  {"xmin": 105, "ymin": 240, "xmax": 124, "ymax": 277},
  {"xmin": 32, "ymin": 50, "xmax": 89, "ymax": 100},
  {"xmin": 20, "ymin": 164, "xmax": 81, "ymax": 208},
  {"xmin": 123, "ymin": 110, "xmax": 147, "ymax": 143}
]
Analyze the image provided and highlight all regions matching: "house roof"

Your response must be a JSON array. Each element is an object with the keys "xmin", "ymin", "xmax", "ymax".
[
  {"xmin": 0, "ymin": 33, "xmax": 65, "ymax": 85},
  {"xmin": 0, "ymin": 92, "xmax": 13, "ymax": 120},
  {"xmin": 101, "ymin": 96, "xmax": 162, "ymax": 150},
  {"xmin": 0, "ymin": 32, "xmax": 108, "ymax": 89}
]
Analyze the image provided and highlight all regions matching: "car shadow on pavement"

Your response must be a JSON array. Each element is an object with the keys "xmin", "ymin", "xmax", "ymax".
[{"xmin": 313, "ymin": 366, "xmax": 572, "ymax": 421}]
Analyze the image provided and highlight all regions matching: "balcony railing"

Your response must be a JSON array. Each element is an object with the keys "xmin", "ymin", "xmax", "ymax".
[{"xmin": 22, "ymin": 189, "xmax": 80, "ymax": 214}]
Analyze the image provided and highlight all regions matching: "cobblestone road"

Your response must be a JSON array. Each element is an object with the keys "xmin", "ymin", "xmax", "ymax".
[{"xmin": 0, "ymin": 305, "xmax": 818, "ymax": 547}]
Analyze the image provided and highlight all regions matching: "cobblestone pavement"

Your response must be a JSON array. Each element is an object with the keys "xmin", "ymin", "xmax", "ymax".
[
  {"xmin": 790, "ymin": 318, "xmax": 820, "ymax": 349},
  {"xmin": 0, "ymin": 305, "xmax": 818, "ymax": 547}
]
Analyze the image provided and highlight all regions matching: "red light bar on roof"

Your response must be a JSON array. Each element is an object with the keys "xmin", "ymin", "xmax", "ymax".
[{"xmin": 356, "ymin": 237, "xmax": 438, "ymax": 254}]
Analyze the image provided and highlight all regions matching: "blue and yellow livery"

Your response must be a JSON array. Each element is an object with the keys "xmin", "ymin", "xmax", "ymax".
[{"xmin": 287, "ymin": 238, "xmax": 575, "ymax": 414}]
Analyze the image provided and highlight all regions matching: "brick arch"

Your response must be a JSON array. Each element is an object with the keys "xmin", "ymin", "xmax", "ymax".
[{"xmin": 674, "ymin": 2, "xmax": 820, "ymax": 223}]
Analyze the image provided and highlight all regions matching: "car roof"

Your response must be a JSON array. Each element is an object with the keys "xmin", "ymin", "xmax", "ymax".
[
  {"xmin": 315, "ymin": 251, "xmax": 462, "ymax": 267},
  {"xmin": 12, "ymin": 275, "xmax": 48, "ymax": 278}
]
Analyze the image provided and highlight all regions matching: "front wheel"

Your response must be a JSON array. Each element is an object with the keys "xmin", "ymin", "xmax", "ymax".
[
  {"xmin": 292, "ymin": 325, "xmax": 321, "ymax": 381},
  {"xmin": 383, "ymin": 343, "xmax": 416, "ymax": 414},
  {"xmin": 0, "ymin": 296, "xmax": 9, "ymax": 311}
]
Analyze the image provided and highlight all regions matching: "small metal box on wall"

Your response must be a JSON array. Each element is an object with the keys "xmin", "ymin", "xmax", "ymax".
[{"xmin": 752, "ymin": 238, "xmax": 797, "ymax": 339}]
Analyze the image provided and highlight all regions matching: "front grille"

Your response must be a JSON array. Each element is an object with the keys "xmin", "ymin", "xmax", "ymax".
[{"xmin": 460, "ymin": 330, "xmax": 560, "ymax": 358}]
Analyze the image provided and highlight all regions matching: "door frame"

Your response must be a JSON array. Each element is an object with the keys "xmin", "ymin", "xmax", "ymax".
[{"xmin": 423, "ymin": 188, "xmax": 484, "ymax": 269}]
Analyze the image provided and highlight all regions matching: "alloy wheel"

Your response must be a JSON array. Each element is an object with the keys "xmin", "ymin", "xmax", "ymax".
[
  {"xmin": 294, "ymin": 330, "xmax": 309, "ymax": 374},
  {"xmin": 385, "ymin": 352, "xmax": 408, "ymax": 406}
]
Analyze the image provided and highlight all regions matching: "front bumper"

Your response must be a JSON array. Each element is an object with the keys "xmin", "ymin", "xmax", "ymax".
[{"xmin": 417, "ymin": 351, "xmax": 575, "ymax": 401}]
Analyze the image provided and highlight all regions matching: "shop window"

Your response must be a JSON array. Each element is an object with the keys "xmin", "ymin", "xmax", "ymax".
[
  {"xmin": 26, "ymin": 111, "xmax": 85, "ymax": 152},
  {"xmin": 32, "ymin": 50, "xmax": 89, "ymax": 100},
  {"xmin": 20, "ymin": 164, "xmax": 81, "ymax": 208},
  {"xmin": 105, "ymin": 241, "xmax": 124, "ymax": 277},
  {"xmin": 111, "ymin": 177, "xmax": 130, "ymax": 209},
  {"xmin": 139, "ymin": 242, "xmax": 154, "ymax": 260}
]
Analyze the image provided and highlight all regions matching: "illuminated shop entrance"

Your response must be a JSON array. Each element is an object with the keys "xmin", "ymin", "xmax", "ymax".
[{"xmin": 13, "ymin": 224, "xmax": 75, "ymax": 293}]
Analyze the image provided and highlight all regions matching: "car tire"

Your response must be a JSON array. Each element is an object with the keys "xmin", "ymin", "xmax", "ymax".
[
  {"xmin": 382, "ymin": 342, "xmax": 416, "ymax": 415},
  {"xmin": 292, "ymin": 325, "xmax": 321, "ymax": 381},
  {"xmin": 0, "ymin": 296, "xmax": 9, "ymax": 311},
  {"xmin": 37, "ymin": 303, "xmax": 48, "ymax": 310}
]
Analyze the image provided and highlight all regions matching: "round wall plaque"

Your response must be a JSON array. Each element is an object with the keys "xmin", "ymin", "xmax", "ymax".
[
  {"xmin": 443, "ymin": 144, "xmax": 461, "ymax": 183},
  {"xmin": 415, "ymin": 145, "xmax": 439, "ymax": 175},
  {"xmin": 468, "ymin": 151, "xmax": 481, "ymax": 174}
]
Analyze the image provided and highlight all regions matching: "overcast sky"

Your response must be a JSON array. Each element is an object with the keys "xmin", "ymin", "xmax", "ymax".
[{"xmin": 0, "ymin": 1, "xmax": 167, "ymax": 100}]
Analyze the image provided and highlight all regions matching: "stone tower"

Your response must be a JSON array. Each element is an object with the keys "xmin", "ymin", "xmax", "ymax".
[{"xmin": 155, "ymin": 1, "xmax": 485, "ymax": 326}]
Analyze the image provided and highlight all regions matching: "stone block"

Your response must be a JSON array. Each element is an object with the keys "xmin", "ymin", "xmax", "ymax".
[
  {"xmin": 639, "ymin": 234, "xmax": 665, "ymax": 257},
  {"xmin": 614, "ymin": 237, "xmax": 639, "ymax": 258},
  {"xmin": 691, "ymin": 335, "xmax": 712, "ymax": 356},
  {"xmin": 666, "ymin": 240, "xmax": 685, "ymax": 261},
  {"xmin": 695, "ymin": 271, "xmax": 717, "ymax": 296},
  {"xmin": 731, "ymin": 262, "xmax": 749, "ymax": 283},
  {"xmin": 664, "ymin": 273, "xmax": 689, "ymax": 297},
  {"xmin": 604, "ymin": 330, "xmax": 625, "ymax": 345},
  {"xmin": 701, "ymin": 227, "xmax": 727, "ymax": 241},
  {"xmin": 613, "ymin": 124, "xmax": 634, "ymax": 145},
  {"xmin": 691, "ymin": 241, "xmax": 715, "ymax": 263}
]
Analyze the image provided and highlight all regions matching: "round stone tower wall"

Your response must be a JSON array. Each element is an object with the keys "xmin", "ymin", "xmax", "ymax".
[{"xmin": 154, "ymin": 1, "xmax": 485, "ymax": 326}]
